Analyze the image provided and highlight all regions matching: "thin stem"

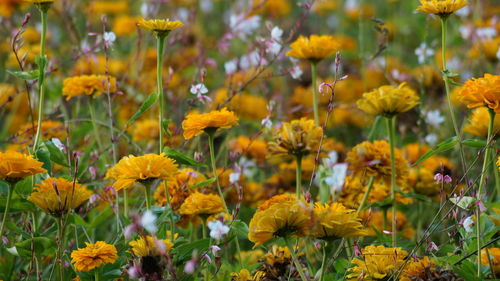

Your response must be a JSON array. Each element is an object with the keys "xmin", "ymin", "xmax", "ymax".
[
  {"xmin": 163, "ymin": 180, "xmax": 175, "ymax": 241},
  {"xmin": 32, "ymin": 9, "xmax": 48, "ymax": 151},
  {"xmin": 356, "ymin": 176, "xmax": 375, "ymax": 216},
  {"xmin": 296, "ymin": 154, "xmax": 303, "ymax": 198},
  {"xmin": 476, "ymin": 108, "xmax": 495, "ymax": 276},
  {"xmin": 311, "ymin": 62, "xmax": 319, "ymax": 126},
  {"xmin": 123, "ymin": 190, "xmax": 128, "ymax": 217},
  {"xmin": 156, "ymin": 36, "xmax": 166, "ymax": 153},
  {"xmin": 144, "ymin": 182, "xmax": 152, "ymax": 210},
  {"xmin": 319, "ymin": 241, "xmax": 329, "ymax": 281},
  {"xmin": 386, "ymin": 116, "xmax": 397, "ymax": 247},
  {"xmin": 94, "ymin": 270, "xmax": 99, "ymax": 281},
  {"xmin": 208, "ymin": 133, "xmax": 229, "ymax": 213},
  {"xmin": 56, "ymin": 217, "xmax": 65, "ymax": 281},
  {"xmin": 284, "ymin": 237, "xmax": 308, "ymax": 281},
  {"xmin": 88, "ymin": 99, "xmax": 103, "ymax": 151},
  {"xmin": 0, "ymin": 181, "xmax": 15, "ymax": 239}
]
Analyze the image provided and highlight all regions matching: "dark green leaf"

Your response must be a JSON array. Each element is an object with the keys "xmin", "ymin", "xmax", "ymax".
[
  {"xmin": 187, "ymin": 178, "xmax": 215, "ymax": 190},
  {"xmin": 413, "ymin": 137, "xmax": 458, "ymax": 166},
  {"xmin": 68, "ymin": 213, "xmax": 90, "ymax": 227},
  {"xmin": 15, "ymin": 237, "xmax": 55, "ymax": 257},
  {"xmin": 163, "ymin": 147, "xmax": 206, "ymax": 167},
  {"xmin": 14, "ymin": 177, "xmax": 34, "ymax": 195},
  {"xmin": 172, "ymin": 238, "xmax": 211, "ymax": 264},
  {"xmin": 231, "ymin": 220, "xmax": 248, "ymax": 238},
  {"xmin": 462, "ymin": 139, "xmax": 487, "ymax": 148},
  {"xmin": 35, "ymin": 147, "xmax": 52, "ymax": 174},
  {"xmin": 162, "ymin": 119, "xmax": 172, "ymax": 138},
  {"xmin": 6, "ymin": 69, "xmax": 39, "ymax": 80},
  {"xmin": 127, "ymin": 93, "xmax": 158, "ymax": 125},
  {"xmin": 43, "ymin": 140, "xmax": 70, "ymax": 167},
  {"xmin": 0, "ymin": 197, "xmax": 36, "ymax": 212}
]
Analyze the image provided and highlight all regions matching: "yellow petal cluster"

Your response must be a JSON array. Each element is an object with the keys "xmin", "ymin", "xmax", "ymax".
[
  {"xmin": 400, "ymin": 256, "xmax": 435, "ymax": 281},
  {"xmin": 480, "ymin": 248, "xmax": 500, "ymax": 275},
  {"xmin": 153, "ymin": 168, "xmax": 206, "ymax": 210},
  {"xmin": 182, "ymin": 108, "xmax": 239, "ymax": 140},
  {"xmin": 138, "ymin": 18, "xmax": 184, "ymax": 35},
  {"xmin": 105, "ymin": 153, "xmax": 178, "ymax": 191},
  {"xmin": 62, "ymin": 75, "xmax": 117, "ymax": 101},
  {"xmin": 248, "ymin": 194, "xmax": 309, "ymax": 247},
  {"xmin": 28, "ymin": 177, "xmax": 92, "ymax": 216},
  {"xmin": 310, "ymin": 202, "xmax": 366, "ymax": 240},
  {"xmin": 268, "ymin": 118, "xmax": 323, "ymax": 156},
  {"xmin": 464, "ymin": 107, "xmax": 500, "ymax": 136},
  {"xmin": 347, "ymin": 245, "xmax": 407, "ymax": 280},
  {"xmin": 416, "ymin": 0, "xmax": 468, "ymax": 16},
  {"xmin": 70, "ymin": 241, "xmax": 118, "ymax": 272},
  {"xmin": 129, "ymin": 235, "xmax": 175, "ymax": 257},
  {"xmin": 357, "ymin": 83, "xmax": 420, "ymax": 117},
  {"xmin": 459, "ymin": 74, "xmax": 500, "ymax": 113},
  {"xmin": 0, "ymin": 150, "xmax": 46, "ymax": 181},
  {"xmin": 229, "ymin": 136, "xmax": 268, "ymax": 163},
  {"xmin": 286, "ymin": 35, "xmax": 339, "ymax": 61},
  {"xmin": 177, "ymin": 192, "xmax": 224, "ymax": 216}
]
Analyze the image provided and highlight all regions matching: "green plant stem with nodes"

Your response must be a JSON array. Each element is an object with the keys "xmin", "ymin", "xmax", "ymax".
[
  {"xmin": 319, "ymin": 241, "xmax": 329, "ymax": 281},
  {"xmin": 386, "ymin": 115, "xmax": 397, "ymax": 247},
  {"xmin": 476, "ymin": 107, "xmax": 495, "ymax": 277},
  {"xmin": 143, "ymin": 181, "xmax": 152, "ymax": 210},
  {"xmin": 296, "ymin": 154, "xmax": 303, "ymax": 198},
  {"xmin": 88, "ymin": 99, "xmax": 103, "ymax": 151},
  {"xmin": 311, "ymin": 62, "xmax": 319, "ymax": 126},
  {"xmin": 156, "ymin": 35, "xmax": 166, "ymax": 153},
  {"xmin": 284, "ymin": 237, "xmax": 308, "ymax": 281},
  {"xmin": 207, "ymin": 132, "xmax": 229, "ymax": 214},
  {"xmin": 356, "ymin": 176, "xmax": 375, "ymax": 216},
  {"xmin": 32, "ymin": 7, "xmax": 49, "ymax": 152},
  {"xmin": 0, "ymin": 181, "xmax": 16, "ymax": 239}
]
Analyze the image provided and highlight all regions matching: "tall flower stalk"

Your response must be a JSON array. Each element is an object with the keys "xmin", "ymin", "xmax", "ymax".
[
  {"xmin": 295, "ymin": 154, "xmax": 302, "ymax": 198},
  {"xmin": 156, "ymin": 35, "xmax": 166, "ymax": 153},
  {"xmin": 386, "ymin": 116, "xmax": 397, "ymax": 247},
  {"xmin": 207, "ymin": 131, "xmax": 229, "ymax": 214},
  {"xmin": 310, "ymin": 62, "xmax": 319, "ymax": 126}
]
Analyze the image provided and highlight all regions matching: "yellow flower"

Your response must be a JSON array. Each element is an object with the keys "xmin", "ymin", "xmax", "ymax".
[
  {"xmin": 230, "ymin": 269, "xmax": 253, "ymax": 281},
  {"xmin": 212, "ymin": 90, "xmax": 268, "ymax": 121},
  {"xmin": 481, "ymin": 248, "xmax": 500, "ymax": 274},
  {"xmin": 416, "ymin": 0, "xmax": 468, "ymax": 16},
  {"xmin": 497, "ymin": 156, "xmax": 500, "ymax": 171},
  {"xmin": 62, "ymin": 75, "xmax": 117, "ymax": 101},
  {"xmin": 129, "ymin": 235, "xmax": 175, "ymax": 257},
  {"xmin": 28, "ymin": 177, "xmax": 92, "ymax": 216},
  {"xmin": 310, "ymin": 202, "xmax": 366, "ymax": 240},
  {"xmin": 286, "ymin": 35, "xmax": 339, "ymax": 62},
  {"xmin": 403, "ymin": 143, "xmax": 430, "ymax": 164},
  {"xmin": 71, "ymin": 241, "xmax": 117, "ymax": 272},
  {"xmin": 400, "ymin": 256, "xmax": 435, "ymax": 281},
  {"xmin": 87, "ymin": 1, "xmax": 129, "ymax": 16},
  {"xmin": 131, "ymin": 119, "xmax": 160, "ymax": 142},
  {"xmin": 460, "ymin": 74, "xmax": 500, "ymax": 113},
  {"xmin": 357, "ymin": 83, "xmax": 420, "ymax": 117},
  {"xmin": 346, "ymin": 140, "xmax": 410, "ymax": 187},
  {"xmin": 229, "ymin": 136, "xmax": 268, "ymax": 163},
  {"xmin": 268, "ymin": 118, "xmax": 323, "ymax": 156},
  {"xmin": 177, "ymin": 192, "xmax": 224, "ymax": 216},
  {"xmin": 112, "ymin": 16, "xmax": 140, "ymax": 36},
  {"xmin": 14, "ymin": 120, "xmax": 67, "ymax": 146},
  {"xmin": 248, "ymin": 194, "xmax": 309, "ymax": 247},
  {"xmin": 153, "ymin": 168, "xmax": 207, "ymax": 210},
  {"xmin": 0, "ymin": 150, "xmax": 46, "ymax": 182},
  {"xmin": 347, "ymin": 245, "xmax": 407, "ymax": 280},
  {"xmin": 105, "ymin": 153, "xmax": 178, "ymax": 191},
  {"xmin": 138, "ymin": 18, "xmax": 184, "ymax": 37},
  {"xmin": 182, "ymin": 108, "xmax": 239, "ymax": 140}
]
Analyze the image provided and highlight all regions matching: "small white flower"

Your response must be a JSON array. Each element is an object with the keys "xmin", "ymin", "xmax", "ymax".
[
  {"xmin": 425, "ymin": 134, "xmax": 438, "ymax": 146},
  {"xmin": 229, "ymin": 171, "xmax": 241, "ymax": 184},
  {"xmin": 415, "ymin": 43, "xmax": 435, "ymax": 64},
  {"xmin": 425, "ymin": 110, "xmax": 445, "ymax": 128},
  {"xmin": 344, "ymin": 0, "xmax": 359, "ymax": 11},
  {"xmin": 476, "ymin": 27, "xmax": 497, "ymax": 41},
  {"xmin": 325, "ymin": 163, "xmax": 348, "ymax": 194},
  {"xmin": 455, "ymin": 5, "xmax": 471, "ymax": 17},
  {"xmin": 497, "ymin": 47, "xmax": 500, "ymax": 60},
  {"xmin": 190, "ymin": 83, "xmax": 208, "ymax": 95},
  {"xmin": 7, "ymin": 246, "xmax": 18, "ymax": 256},
  {"xmin": 103, "ymin": 32, "xmax": 116, "ymax": 45},
  {"xmin": 51, "ymin": 138, "xmax": 65, "ymax": 150},
  {"xmin": 207, "ymin": 220, "xmax": 230, "ymax": 240},
  {"xmin": 463, "ymin": 216, "xmax": 474, "ymax": 233},
  {"xmin": 271, "ymin": 26, "xmax": 283, "ymax": 41},
  {"xmin": 229, "ymin": 14, "xmax": 261, "ymax": 40},
  {"xmin": 224, "ymin": 59, "xmax": 238, "ymax": 75},
  {"xmin": 322, "ymin": 151, "xmax": 339, "ymax": 169},
  {"xmin": 261, "ymin": 116, "xmax": 272, "ymax": 129},
  {"xmin": 200, "ymin": 0, "xmax": 213, "ymax": 12},
  {"xmin": 141, "ymin": 210, "xmax": 157, "ymax": 234},
  {"xmin": 267, "ymin": 41, "xmax": 282, "ymax": 55},
  {"xmin": 289, "ymin": 65, "xmax": 303, "ymax": 79}
]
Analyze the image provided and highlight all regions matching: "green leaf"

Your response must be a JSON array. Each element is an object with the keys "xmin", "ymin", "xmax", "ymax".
[
  {"xmin": 454, "ymin": 260, "xmax": 482, "ymax": 281},
  {"xmin": 127, "ymin": 93, "xmax": 158, "ymax": 125},
  {"xmin": 0, "ymin": 197, "xmax": 36, "ymax": 212},
  {"xmin": 35, "ymin": 147, "xmax": 52, "ymax": 175},
  {"xmin": 449, "ymin": 196, "xmax": 476, "ymax": 210},
  {"xmin": 15, "ymin": 237, "xmax": 55, "ymax": 257},
  {"xmin": 333, "ymin": 258, "xmax": 349, "ymax": 273},
  {"xmin": 187, "ymin": 178, "xmax": 215, "ymax": 190},
  {"xmin": 43, "ymin": 140, "xmax": 70, "ymax": 167},
  {"xmin": 172, "ymin": 238, "xmax": 211, "ymax": 264},
  {"xmin": 68, "ymin": 213, "xmax": 90, "ymax": 227},
  {"xmin": 413, "ymin": 137, "xmax": 458, "ymax": 166},
  {"xmin": 461, "ymin": 139, "xmax": 487, "ymax": 148},
  {"xmin": 35, "ymin": 55, "xmax": 47, "ymax": 70},
  {"xmin": 14, "ymin": 177, "xmax": 34, "ymax": 195},
  {"xmin": 162, "ymin": 119, "xmax": 172, "ymax": 138},
  {"xmin": 163, "ymin": 147, "xmax": 206, "ymax": 167},
  {"xmin": 231, "ymin": 220, "xmax": 249, "ymax": 238},
  {"xmin": 6, "ymin": 69, "xmax": 39, "ymax": 80}
]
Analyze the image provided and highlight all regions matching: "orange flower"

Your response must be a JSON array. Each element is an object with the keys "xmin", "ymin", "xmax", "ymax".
[
  {"xmin": 286, "ymin": 35, "xmax": 339, "ymax": 61},
  {"xmin": 71, "ymin": 241, "xmax": 117, "ymax": 272},
  {"xmin": 459, "ymin": 74, "xmax": 500, "ymax": 113},
  {"xmin": 182, "ymin": 108, "xmax": 239, "ymax": 140},
  {"xmin": 177, "ymin": 192, "xmax": 224, "ymax": 216},
  {"xmin": 0, "ymin": 150, "xmax": 46, "ymax": 182}
]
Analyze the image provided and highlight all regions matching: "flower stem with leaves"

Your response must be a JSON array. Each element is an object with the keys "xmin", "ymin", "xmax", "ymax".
[
  {"xmin": 156, "ymin": 35, "xmax": 166, "ymax": 153},
  {"xmin": 386, "ymin": 116, "xmax": 397, "ymax": 247}
]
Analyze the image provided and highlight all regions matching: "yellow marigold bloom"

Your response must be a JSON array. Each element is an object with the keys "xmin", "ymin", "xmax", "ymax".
[
  {"xmin": 132, "ymin": 119, "xmax": 160, "ymax": 142},
  {"xmin": 248, "ymin": 194, "xmax": 309, "ymax": 247},
  {"xmin": 459, "ymin": 74, "xmax": 500, "ymax": 113},
  {"xmin": 286, "ymin": 35, "xmax": 339, "ymax": 62},
  {"xmin": 400, "ymin": 256, "xmax": 435, "ymax": 281},
  {"xmin": 481, "ymin": 248, "xmax": 500, "ymax": 275},
  {"xmin": 212, "ymin": 90, "xmax": 268, "ymax": 121},
  {"xmin": 403, "ymin": 143, "xmax": 430, "ymax": 164},
  {"xmin": 177, "ymin": 192, "xmax": 224, "ymax": 216},
  {"xmin": 230, "ymin": 269, "xmax": 253, "ymax": 281},
  {"xmin": 62, "ymin": 75, "xmax": 117, "ymax": 101},
  {"xmin": 268, "ymin": 118, "xmax": 323, "ymax": 156},
  {"xmin": 153, "ymin": 168, "xmax": 206, "ymax": 210},
  {"xmin": 497, "ymin": 156, "xmax": 500, "ymax": 171},
  {"xmin": 28, "ymin": 177, "xmax": 92, "ymax": 216},
  {"xmin": 71, "ymin": 241, "xmax": 117, "ymax": 272},
  {"xmin": 416, "ymin": 0, "xmax": 468, "ymax": 16},
  {"xmin": 138, "ymin": 18, "xmax": 184, "ymax": 37},
  {"xmin": 113, "ymin": 16, "xmax": 140, "ymax": 36},
  {"xmin": 182, "ymin": 108, "xmax": 239, "ymax": 140},
  {"xmin": 347, "ymin": 245, "xmax": 407, "ymax": 280},
  {"xmin": 357, "ymin": 83, "xmax": 420, "ymax": 117},
  {"xmin": 0, "ymin": 0, "xmax": 22, "ymax": 18},
  {"xmin": 346, "ymin": 140, "xmax": 410, "ymax": 187},
  {"xmin": 129, "ymin": 235, "xmax": 175, "ymax": 257},
  {"xmin": 105, "ymin": 153, "xmax": 178, "ymax": 191},
  {"xmin": 310, "ymin": 202, "xmax": 366, "ymax": 240},
  {"xmin": 14, "ymin": 120, "xmax": 67, "ymax": 145},
  {"xmin": 0, "ymin": 150, "xmax": 46, "ymax": 182},
  {"xmin": 236, "ymin": 249, "xmax": 265, "ymax": 266},
  {"xmin": 229, "ymin": 136, "xmax": 268, "ymax": 163}
]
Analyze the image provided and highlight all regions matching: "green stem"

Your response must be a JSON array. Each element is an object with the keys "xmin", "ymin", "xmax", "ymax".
[
  {"xmin": 386, "ymin": 116, "xmax": 397, "ymax": 247},
  {"xmin": 0, "ymin": 182, "xmax": 15, "ymax": 239},
  {"xmin": 123, "ymin": 190, "xmax": 128, "ymax": 217},
  {"xmin": 476, "ymin": 108, "xmax": 495, "ymax": 276},
  {"xmin": 311, "ymin": 62, "xmax": 319, "ymax": 126},
  {"xmin": 56, "ymin": 217, "xmax": 65, "ymax": 281},
  {"xmin": 296, "ymin": 154, "xmax": 303, "ymax": 198},
  {"xmin": 208, "ymin": 133, "xmax": 229, "ymax": 214},
  {"xmin": 367, "ymin": 116, "xmax": 382, "ymax": 141},
  {"xmin": 164, "ymin": 180, "xmax": 175, "ymax": 241},
  {"xmin": 319, "ymin": 241, "xmax": 328, "ymax": 281},
  {"xmin": 156, "ymin": 36, "xmax": 166, "ymax": 153},
  {"xmin": 356, "ymin": 176, "xmax": 375, "ymax": 216},
  {"xmin": 144, "ymin": 182, "xmax": 152, "ymax": 210},
  {"xmin": 32, "ymin": 9, "xmax": 48, "ymax": 152},
  {"xmin": 284, "ymin": 237, "xmax": 308, "ymax": 281},
  {"xmin": 94, "ymin": 270, "xmax": 99, "ymax": 281},
  {"xmin": 88, "ymin": 99, "xmax": 103, "ymax": 151}
]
